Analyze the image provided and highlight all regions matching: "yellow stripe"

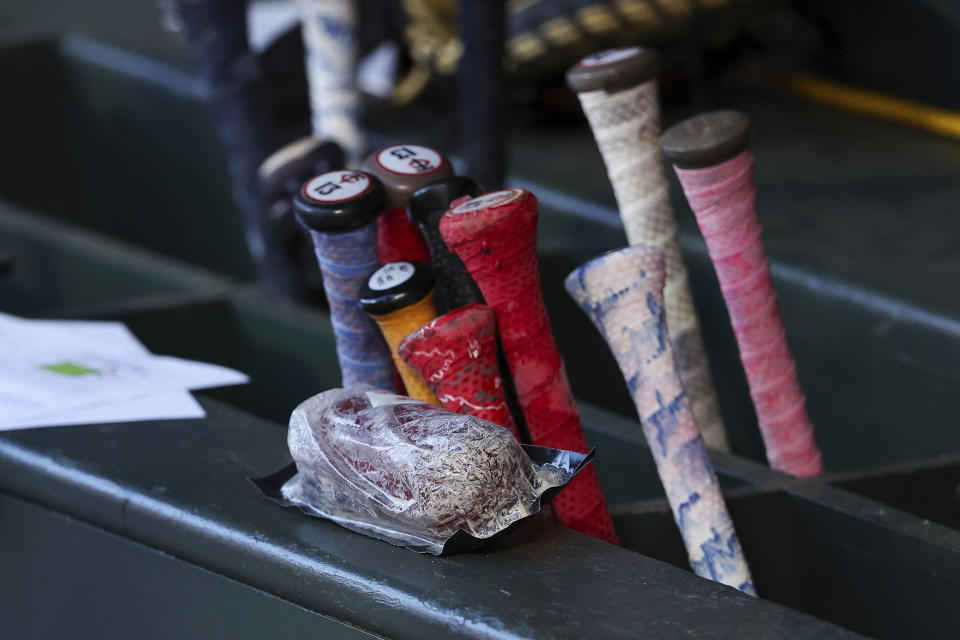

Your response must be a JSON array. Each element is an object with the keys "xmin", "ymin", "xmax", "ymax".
[{"xmin": 783, "ymin": 73, "xmax": 960, "ymax": 141}]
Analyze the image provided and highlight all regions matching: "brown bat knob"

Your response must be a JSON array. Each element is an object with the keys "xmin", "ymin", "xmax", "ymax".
[
  {"xmin": 360, "ymin": 144, "xmax": 454, "ymax": 210},
  {"xmin": 565, "ymin": 46, "xmax": 661, "ymax": 94},
  {"xmin": 659, "ymin": 110, "xmax": 752, "ymax": 169}
]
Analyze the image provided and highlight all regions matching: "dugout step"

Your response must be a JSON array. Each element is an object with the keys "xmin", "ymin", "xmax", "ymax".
[{"xmin": 0, "ymin": 396, "xmax": 864, "ymax": 639}]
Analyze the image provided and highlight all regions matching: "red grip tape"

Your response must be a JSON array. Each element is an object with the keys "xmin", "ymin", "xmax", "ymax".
[
  {"xmin": 439, "ymin": 189, "xmax": 619, "ymax": 544},
  {"xmin": 398, "ymin": 303, "xmax": 519, "ymax": 439},
  {"xmin": 377, "ymin": 207, "xmax": 432, "ymax": 265}
]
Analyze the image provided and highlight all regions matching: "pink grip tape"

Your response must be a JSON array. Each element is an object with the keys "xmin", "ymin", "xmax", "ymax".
[
  {"xmin": 673, "ymin": 151, "xmax": 823, "ymax": 476},
  {"xmin": 439, "ymin": 189, "xmax": 619, "ymax": 544}
]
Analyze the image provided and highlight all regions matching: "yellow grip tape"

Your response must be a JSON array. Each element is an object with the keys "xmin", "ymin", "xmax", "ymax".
[{"xmin": 373, "ymin": 291, "xmax": 441, "ymax": 405}]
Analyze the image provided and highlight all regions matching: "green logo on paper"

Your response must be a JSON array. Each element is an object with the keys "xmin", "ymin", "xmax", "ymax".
[{"xmin": 40, "ymin": 362, "xmax": 99, "ymax": 376}]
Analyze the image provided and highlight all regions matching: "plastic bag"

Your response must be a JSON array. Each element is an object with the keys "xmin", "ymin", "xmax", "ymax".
[{"xmin": 253, "ymin": 386, "xmax": 595, "ymax": 554}]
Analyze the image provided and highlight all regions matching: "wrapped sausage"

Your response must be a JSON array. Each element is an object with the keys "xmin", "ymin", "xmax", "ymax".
[{"xmin": 253, "ymin": 386, "xmax": 595, "ymax": 554}]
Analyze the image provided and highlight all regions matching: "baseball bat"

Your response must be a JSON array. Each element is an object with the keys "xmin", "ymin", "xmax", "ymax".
[
  {"xmin": 258, "ymin": 136, "xmax": 345, "ymax": 301},
  {"xmin": 407, "ymin": 176, "xmax": 485, "ymax": 313},
  {"xmin": 259, "ymin": 137, "xmax": 346, "ymax": 205},
  {"xmin": 359, "ymin": 261, "xmax": 441, "ymax": 405},
  {"xmin": 565, "ymin": 246, "xmax": 755, "ymax": 595},
  {"xmin": 660, "ymin": 110, "xmax": 823, "ymax": 476},
  {"xmin": 398, "ymin": 302, "xmax": 520, "ymax": 438},
  {"xmin": 167, "ymin": 0, "xmax": 297, "ymax": 297},
  {"xmin": 566, "ymin": 47, "xmax": 729, "ymax": 452},
  {"xmin": 298, "ymin": 0, "xmax": 364, "ymax": 164},
  {"xmin": 440, "ymin": 188, "xmax": 618, "ymax": 544},
  {"xmin": 409, "ymin": 177, "xmax": 532, "ymax": 437},
  {"xmin": 361, "ymin": 144, "xmax": 453, "ymax": 266},
  {"xmin": 292, "ymin": 169, "xmax": 394, "ymax": 391}
]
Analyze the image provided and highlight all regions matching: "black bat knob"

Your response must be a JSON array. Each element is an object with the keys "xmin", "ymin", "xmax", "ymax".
[
  {"xmin": 293, "ymin": 170, "xmax": 385, "ymax": 233},
  {"xmin": 359, "ymin": 261, "xmax": 436, "ymax": 316}
]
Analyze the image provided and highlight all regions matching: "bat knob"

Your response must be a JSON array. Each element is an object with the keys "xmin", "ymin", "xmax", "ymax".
[
  {"xmin": 440, "ymin": 187, "xmax": 533, "ymax": 241},
  {"xmin": 258, "ymin": 137, "xmax": 345, "ymax": 203},
  {"xmin": 408, "ymin": 176, "xmax": 484, "ymax": 228},
  {"xmin": 659, "ymin": 110, "xmax": 752, "ymax": 169},
  {"xmin": 293, "ymin": 170, "xmax": 385, "ymax": 233},
  {"xmin": 360, "ymin": 144, "xmax": 454, "ymax": 210},
  {"xmin": 566, "ymin": 46, "xmax": 661, "ymax": 94},
  {"xmin": 359, "ymin": 261, "xmax": 436, "ymax": 316}
]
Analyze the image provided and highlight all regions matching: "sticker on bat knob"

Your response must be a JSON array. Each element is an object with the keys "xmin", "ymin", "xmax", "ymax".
[
  {"xmin": 376, "ymin": 145, "xmax": 444, "ymax": 175},
  {"xmin": 579, "ymin": 47, "xmax": 644, "ymax": 67},
  {"xmin": 450, "ymin": 189, "xmax": 524, "ymax": 214},
  {"xmin": 368, "ymin": 261, "xmax": 415, "ymax": 291},
  {"xmin": 302, "ymin": 171, "xmax": 372, "ymax": 203}
]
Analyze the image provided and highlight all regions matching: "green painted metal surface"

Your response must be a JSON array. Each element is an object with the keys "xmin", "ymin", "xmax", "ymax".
[
  {"xmin": 0, "ymin": 199, "xmax": 232, "ymax": 316},
  {"xmin": 0, "ymin": 494, "xmax": 378, "ymax": 640},
  {"xmin": 0, "ymin": 399, "xmax": 864, "ymax": 639}
]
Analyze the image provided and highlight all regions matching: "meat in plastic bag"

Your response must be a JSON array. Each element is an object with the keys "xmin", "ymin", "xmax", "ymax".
[{"xmin": 263, "ymin": 385, "xmax": 593, "ymax": 554}]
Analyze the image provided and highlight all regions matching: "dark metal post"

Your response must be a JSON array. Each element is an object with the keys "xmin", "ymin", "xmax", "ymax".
[
  {"xmin": 168, "ymin": 0, "xmax": 299, "ymax": 298},
  {"xmin": 457, "ymin": 0, "xmax": 506, "ymax": 190}
]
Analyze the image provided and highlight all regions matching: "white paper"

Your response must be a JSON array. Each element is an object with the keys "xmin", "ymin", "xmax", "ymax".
[
  {"xmin": 0, "ymin": 313, "xmax": 248, "ymax": 429},
  {"xmin": 1, "ymin": 319, "xmax": 206, "ymax": 429}
]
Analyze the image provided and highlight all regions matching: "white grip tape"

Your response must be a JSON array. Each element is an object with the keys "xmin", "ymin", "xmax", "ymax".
[
  {"xmin": 299, "ymin": 0, "xmax": 363, "ymax": 163},
  {"xmin": 577, "ymin": 80, "xmax": 730, "ymax": 451}
]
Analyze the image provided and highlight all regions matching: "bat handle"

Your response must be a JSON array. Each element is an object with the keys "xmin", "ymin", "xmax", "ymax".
[
  {"xmin": 417, "ymin": 221, "xmax": 483, "ymax": 311},
  {"xmin": 398, "ymin": 303, "xmax": 519, "ymax": 438},
  {"xmin": 299, "ymin": 0, "xmax": 363, "ymax": 162},
  {"xmin": 408, "ymin": 177, "xmax": 486, "ymax": 313},
  {"xmin": 661, "ymin": 111, "xmax": 822, "ymax": 476},
  {"xmin": 565, "ymin": 246, "xmax": 755, "ymax": 595},
  {"xmin": 294, "ymin": 170, "xmax": 395, "ymax": 390},
  {"xmin": 440, "ymin": 188, "xmax": 619, "ymax": 545},
  {"xmin": 567, "ymin": 47, "xmax": 729, "ymax": 452},
  {"xmin": 360, "ymin": 262, "xmax": 441, "ymax": 405},
  {"xmin": 377, "ymin": 207, "xmax": 432, "ymax": 265},
  {"xmin": 310, "ymin": 227, "xmax": 395, "ymax": 390}
]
